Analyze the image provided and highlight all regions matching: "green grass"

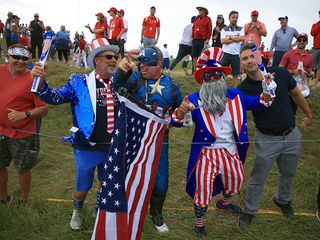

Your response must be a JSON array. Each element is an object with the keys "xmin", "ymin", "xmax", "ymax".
[{"xmin": 0, "ymin": 48, "xmax": 319, "ymax": 239}]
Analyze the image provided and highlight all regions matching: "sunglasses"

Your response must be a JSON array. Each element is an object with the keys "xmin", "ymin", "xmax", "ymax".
[
  {"xmin": 201, "ymin": 70, "xmax": 224, "ymax": 82},
  {"xmin": 10, "ymin": 55, "xmax": 29, "ymax": 61},
  {"xmin": 297, "ymin": 38, "xmax": 307, "ymax": 43},
  {"xmin": 96, "ymin": 54, "xmax": 118, "ymax": 60}
]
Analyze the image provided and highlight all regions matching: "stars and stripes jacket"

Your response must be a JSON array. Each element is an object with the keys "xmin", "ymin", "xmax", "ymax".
[{"xmin": 172, "ymin": 88, "xmax": 265, "ymax": 198}]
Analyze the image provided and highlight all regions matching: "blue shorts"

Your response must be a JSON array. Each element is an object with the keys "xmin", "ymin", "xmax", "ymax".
[{"xmin": 73, "ymin": 148, "xmax": 107, "ymax": 191}]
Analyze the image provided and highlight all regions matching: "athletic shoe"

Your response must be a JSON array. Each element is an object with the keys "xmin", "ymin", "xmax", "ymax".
[
  {"xmin": 151, "ymin": 214, "xmax": 169, "ymax": 233},
  {"xmin": 70, "ymin": 209, "xmax": 82, "ymax": 230},
  {"xmin": 238, "ymin": 212, "xmax": 254, "ymax": 231},
  {"xmin": 215, "ymin": 200, "xmax": 242, "ymax": 214},
  {"xmin": 194, "ymin": 226, "xmax": 206, "ymax": 237},
  {"xmin": 273, "ymin": 197, "xmax": 294, "ymax": 218}
]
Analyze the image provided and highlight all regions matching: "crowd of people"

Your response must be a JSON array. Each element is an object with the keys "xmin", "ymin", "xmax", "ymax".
[{"xmin": 0, "ymin": 5, "xmax": 319, "ymax": 239}]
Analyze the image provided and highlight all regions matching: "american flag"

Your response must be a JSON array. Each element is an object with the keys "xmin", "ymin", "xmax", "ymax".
[{"xmin": 92, "ymin": 97, "xmax": 167, "ymax": 240}]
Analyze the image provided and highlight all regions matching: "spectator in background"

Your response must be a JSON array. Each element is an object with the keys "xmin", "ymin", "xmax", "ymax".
[
  {"xmin": 182, "ymin": 55, "xmax": 191, "ymax": 76},
  {"xmin": 75, "ymin": 34, "xmax": 88, "ymax": 69},
  {"xmin": 107, "ymin": 7, "xmax": 124, "ymax": 52},
  {"xmin": 55, "ymin": 25, "xmax": 71, "ymax": 63},
  {"xmin": 270, "ymin": 16, "xmax": 299, "ymax": 67},
  {"xmin": 117, "ymin": 9, "xmax": 128, "ymax": 58},
  {"xmin": 244, "ymin": 10, "xmax": 267, "ymax": 47},
  {"xmin": 141, "ymin": 6, "xmax": 160, "ymax": 48},
  {"xmin": 4, "ymin": 12, "xmax": 13, "ymax": 48},
  {"xmin": 192, "ymin": 6, "xmax": 212, "ymax": 72},
  {"xmin": 0, "ymin": 20, "xmax": 4, "ymax": 39},
  {"xmin": 85, "ymin": 12, "xmax": 108, "ymax": 40},
  {"xmin": 169, "ymin": 16, "xmax": 195, "ymax": 72},
  {"xmin": 19, "ymin": 28, "xmax": 30, "ymax": 48},
  {"xmin": 44, "ymin": 26, "xmax": 57, "ymax": 62},
  {"xmin": 221, "ymin": 10, "xmax": 245, "ymax": 87},
  {"xmin": 28, "ymin": 13, "xmax": 45, "ymax": 59},
  {"xmin": 310, "ymin": 10, "xmax": 320, "ymax": 87},
  {"xmin": 0, "ymin": 44, "xmax": 48, "ymax": 205},
  {"xmin": 10, "ymin": 15, "xmax": 20, "ymax": 45},
  {"xmin": 162, "ymin": 44, "xmax": 170, "ymax": 71},
  {"xmin": 212, "ymin": 14, "xmax": 226, "ymax": 48},
  {"xmin": 259, "ymin": 43, "xmax": 270, "ymax": 67}
]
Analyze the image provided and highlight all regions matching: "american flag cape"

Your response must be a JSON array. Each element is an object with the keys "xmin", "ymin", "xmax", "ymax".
[{"xmin": 92, "ymin": 97, "xmax": 167, "ymax": 240}]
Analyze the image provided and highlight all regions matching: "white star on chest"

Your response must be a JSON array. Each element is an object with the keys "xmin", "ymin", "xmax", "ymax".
[{"xmin": 149, "ymin": 83, "xmax": 165, "ymax": 96}]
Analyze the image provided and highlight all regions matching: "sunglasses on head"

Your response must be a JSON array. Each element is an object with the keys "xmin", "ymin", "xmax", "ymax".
[
  {"xmin": 10, "ymin": 55, "xmax": 29, "ymax": 61},
  {"xmin": 297, "ymin": 38, "xmax": 307, "ymax": 43},
  {"xmin": 201, "ymin": 70, "xmax": 224, "ymax": 82},
  {"xmin": 96, "ymin": 54, "xmax": 118, "ymax": 60}
]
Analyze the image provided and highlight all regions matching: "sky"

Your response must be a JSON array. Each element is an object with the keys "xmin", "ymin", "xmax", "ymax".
[{"xmin": 1, "ymin": 0, "xmax": 319, "ymax": 57}]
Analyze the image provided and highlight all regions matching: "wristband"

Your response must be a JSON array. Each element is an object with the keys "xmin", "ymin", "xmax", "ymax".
[{"xmin": 25, "ymin": 111, "xmax": 31, "ymax": 118}]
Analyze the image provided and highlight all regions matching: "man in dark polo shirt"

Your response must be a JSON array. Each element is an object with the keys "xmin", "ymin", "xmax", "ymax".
[
  {"xmin": 28, "ymin": 13, "xmax": 45, "ymax": 58},
  {"xmin": 237, "ymin": 43, "xmax": 312, "ymax": 230}
]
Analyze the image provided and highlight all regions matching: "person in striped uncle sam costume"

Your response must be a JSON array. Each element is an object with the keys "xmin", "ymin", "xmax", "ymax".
[
  {"xmin": 32, "ymin": 38, "xmax": 122, "ymax": 231},
  {"xmin": 170, "ymin": 47, "xmax": 275, "ymax": 237}
]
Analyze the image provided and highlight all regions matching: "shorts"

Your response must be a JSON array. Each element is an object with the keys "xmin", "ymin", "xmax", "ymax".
[
  {"xmin": 221, "ymin": 52, "xmax": 240, "ymax": 76},
  {"xmin": 0, "ymin": 134, "xmax": 38, "ymax": 172},
  {"xmin": 310, "ymin": 48, "xmax": 320, "ymax": 67},
  {"xmin": 192, "ymin": 39, "xmax": 206, "ymax": 58},
  {"xmin": 73, "ymin": 148, "xmax": 107, "ymax": 191},
  {"xmin": 143, "ymin": 37, "xmax": 157, "ymax": 48}
]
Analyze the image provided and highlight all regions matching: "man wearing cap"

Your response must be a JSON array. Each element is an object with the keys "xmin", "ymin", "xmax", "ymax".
[
  {"xmin": 169, "ymin": 16, "xmax": 196, "ymax": 72},
  {"xmin": 85, "ymin": 12, "xmax": 108, "ymax": 40},
  {"xmin": 280, "ymin": 33, "xmax": 314, "ymax": 102},
  {"xmin": 141, "ymin": 6, "xmax": 160, "ymax": 48},
  {"xmin": 107, "ymin": 7, "xmax": 124, "ymax": 54},
  {"xmin": 171, "ymin": 47, "xmax": 274, "ymax": 237},
  {"xmin": 115, "ymin": 46, "xmax": 182, "ymax": 233},
  {"xmin": 0, "ymin": 44, "xmax": 48, "ymax": 205},
  {"xmin": 192, "ymin": 6, "xmax": 212, "ymax": 72},
  {"xmin": 32, "ymin": 38, "xmax": 120, "ymax": 230},
  {"xmin": 212, "ymin": 14, "xmax": 226, "ymax": 48},
  {"xmin": 270, "ymin": 16, "xmax": 299, "ymax": 67},
  {"xmin": 238, "ymin": 43, "xmax": 312, "ymax": 230},
  {"xmin": 310, "ymin": 10, "xmax": 320, "ymax": 87},
  {"xmin": 244, "ymin": 10, "xmax": 267, "ymax": 47},
  {"xmin": 117, "ymin": 9, "xmax": 128, "ymax": 58},
  {"xmin": 221, "ymin": 10, "xmax": 245, "ymax": 87},
  {"xmin": 28, "ymin": 13, "xmax": 45, "ymax": 59}
]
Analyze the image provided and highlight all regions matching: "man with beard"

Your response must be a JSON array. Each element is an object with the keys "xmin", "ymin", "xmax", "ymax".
[
  {"xmin": 115, "ymin": 46, "xmax": 182, "ymax": 233},
  {"xmin": 170, "ymin": 47, "xmax": 274, "ymax": 237},
  {"xmin": 32, "ymin": 38, "xmax": 120, "ymax": 230}
]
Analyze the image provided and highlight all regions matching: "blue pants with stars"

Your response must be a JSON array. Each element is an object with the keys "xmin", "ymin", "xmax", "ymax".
[{"xmin": 152, "ymin": 140, "xmax": 169, "ymax": 197}]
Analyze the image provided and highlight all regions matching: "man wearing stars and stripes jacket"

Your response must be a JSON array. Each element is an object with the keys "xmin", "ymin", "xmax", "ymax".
[
  {"xmin": 170, "ymin": 46, "xmax": 274, "ymax": 237},
  {"xmin": 114, "ymin": 46, "xmax": 182, "ymax": 233},
  {"xmin": 32, "ymin": 38, "xmax": 121, "ymax": 231}
]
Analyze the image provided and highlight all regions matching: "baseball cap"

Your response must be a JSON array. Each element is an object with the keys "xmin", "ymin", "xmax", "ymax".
[
  {"xmin": 297, "ymin": 33, "xmax": 308, "ymax": 40},
  {"xmin": 191, "ymin": 16, "xmax": 196, "ymax": 23},
  {"xmin": 251, "ymin": 10, "xmax": 259, "ymax": 16},
  {"xmin": 138, "ymin": 48, "xmax": 161, "ymax": 66},
  {"xmin": 196, "ymin": 6, "xmax": 208, "ymax": 14},
  {"xmin": 217, "ymin": 14, "xmax": 224, "ymax": 19},
  {"xmin": 96, "ymin": 12, "xmax": 104, "ymax": 18},
  {"xmin": 118, "ymin": 9, "xmax": 125, "ymax": 15},
  {"xmin": 108, "ymin": 7, "xmax": 117, "ymax": 13},
  {"xmin": 278, "ymin": 16, "xmax": 288, "ymax": 20},
  {"xmin": 150, "ymin": 6, "xmax": 156, "ymax": 10}
]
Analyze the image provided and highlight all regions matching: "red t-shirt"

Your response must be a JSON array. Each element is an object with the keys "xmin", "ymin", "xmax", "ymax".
[
  {"xmin": 311, "ymin": 21, "xmax": 320, "ymax": 49},
  {"xmin": 19, "ymin": 34, "xmax": 30, "ymax": 47},
  {"xmin": 0, "ymin": 21, "xmax": 4, "ymax": 30},
  {"xmin": 192, "ymin": 15, "xmax": 212, "ymax": 40},
  {"xmin": 280, "ymin": 49, "xmax": 314, "ymax": 71},
  {"xmin": 142, "ymin": 16, "xmax": 160, "ymax": 39},
  {"xmin": 108, "ymin": 17, "xmax": 124, "ymax": 40},
  {"xmin": 0, "ymin": 65, "xmax": 46, "ymax": 138},
  {"xmin": 94, "ymin": 21, "xmax": 108, "ymax": 39}
]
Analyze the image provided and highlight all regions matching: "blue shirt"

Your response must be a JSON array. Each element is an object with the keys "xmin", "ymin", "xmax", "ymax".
[
  {"xmin": 44, "ymin": 30, "xmax": 56, "ymax": 44},
  {"xmin": 270, "ymin": 26, "xmax": 299, "ymax": 51}
]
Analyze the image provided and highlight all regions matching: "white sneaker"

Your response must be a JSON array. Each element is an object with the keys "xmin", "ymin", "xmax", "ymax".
[
  {"xmin": 70, "ymin": 209, "xmax": 82, "ymax": 230},
  {"xmin": 155, "ymin": 223, "xmax": 169, "ymax": 233}
]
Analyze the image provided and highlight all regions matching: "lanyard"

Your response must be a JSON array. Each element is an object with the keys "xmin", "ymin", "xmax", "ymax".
[{"xmin": 145, "ymin": 76, "xmax": 162, "ymax": 103}]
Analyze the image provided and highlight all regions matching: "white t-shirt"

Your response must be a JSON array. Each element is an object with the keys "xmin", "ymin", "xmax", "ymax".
[
  {"xmin": 120, "ymin": 18, "xmax": 128, "ymax": 41},
  {"xmin": 163, "ymin": 48, "xmax": 169, "ymax": 58},
  {"xmin": 221, "ymin": 25, "xmax": 244, "ymax": 55}
]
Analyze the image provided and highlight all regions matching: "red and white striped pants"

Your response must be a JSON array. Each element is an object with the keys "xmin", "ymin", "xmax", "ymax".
[{"xmin": 194, "ymin": 147, "xmax": 244, "ymax": 208}]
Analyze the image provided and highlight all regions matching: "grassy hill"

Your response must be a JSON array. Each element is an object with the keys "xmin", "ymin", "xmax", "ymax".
[{"xmin": 0, "ymin": 54, "xmax": 319, "ymax": 239}]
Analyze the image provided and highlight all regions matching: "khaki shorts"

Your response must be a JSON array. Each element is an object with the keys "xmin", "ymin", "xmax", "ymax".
[{"xmin": 0, "ymin": 134, "xmax": 38, "ymax": 172}]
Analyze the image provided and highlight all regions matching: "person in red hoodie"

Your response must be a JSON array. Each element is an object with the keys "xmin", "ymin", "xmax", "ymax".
[
  {"xmin": 310, "ymin": 10, "xmax": 320, "ymax": 86},
  {"xmin": 192, "ymin": 6, "xmax": 212, "ymax": 72}
]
